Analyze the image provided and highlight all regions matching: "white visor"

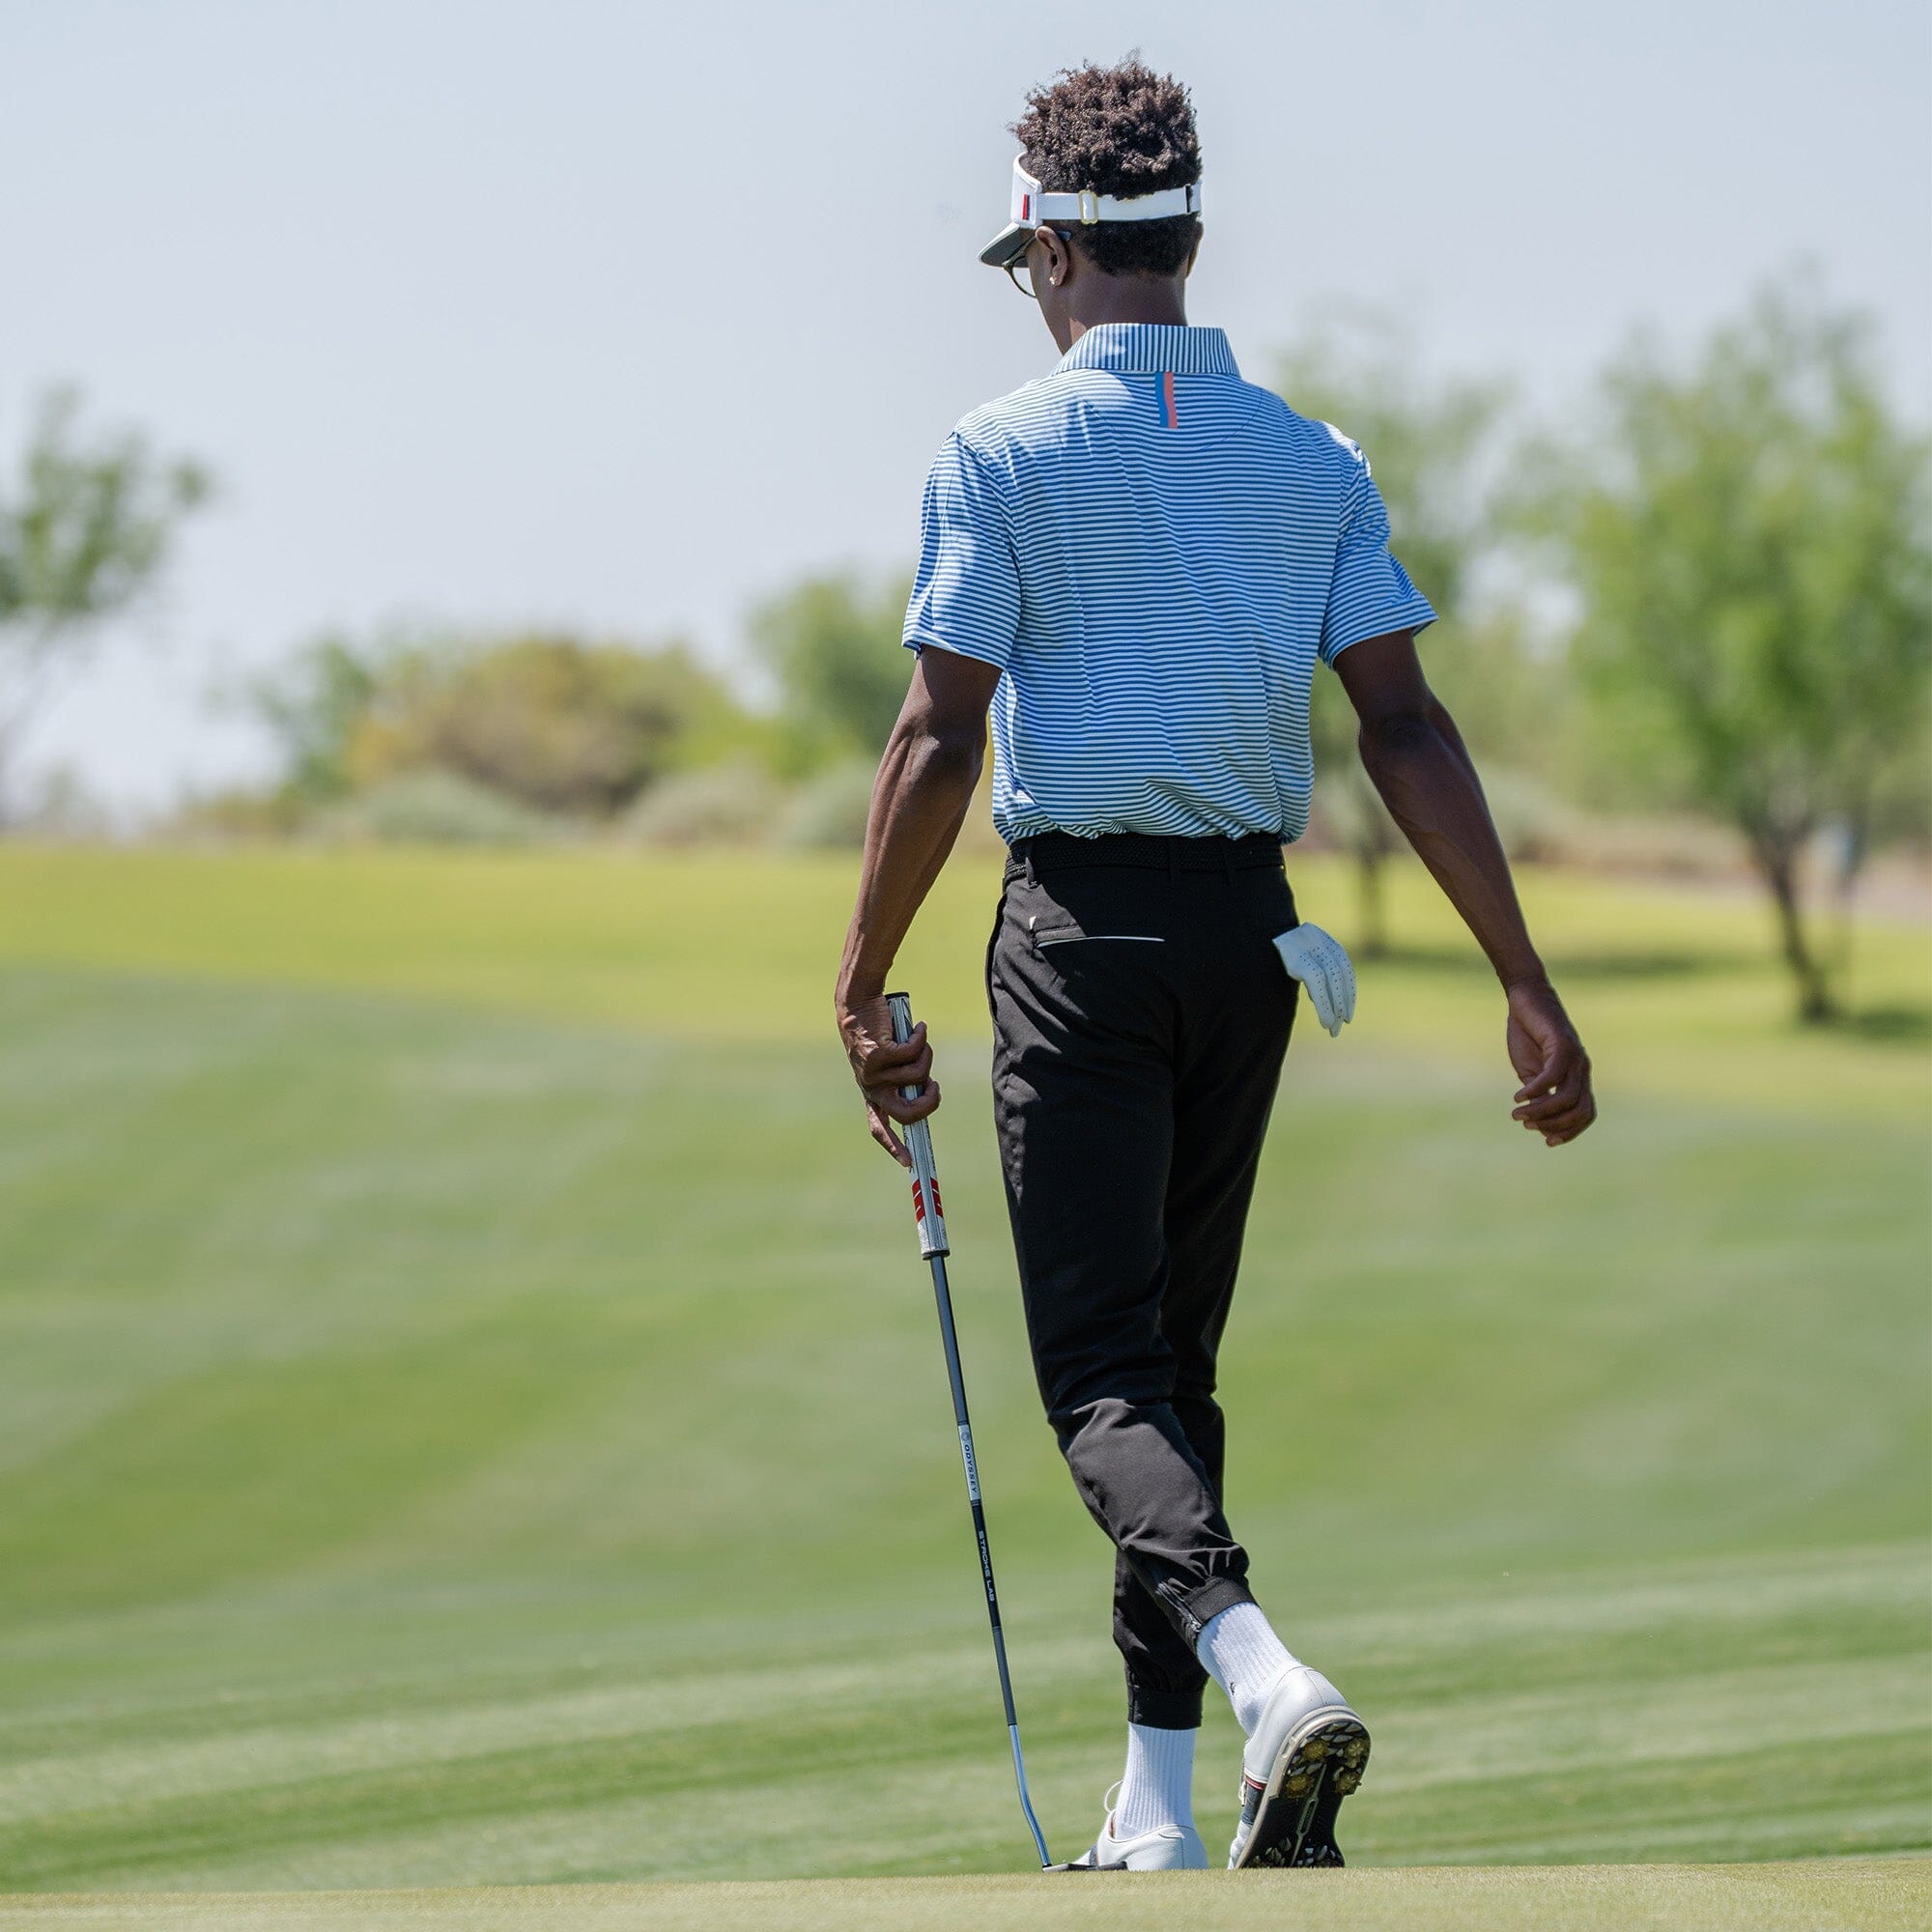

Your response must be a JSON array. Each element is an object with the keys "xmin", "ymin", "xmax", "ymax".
[{"xmin": 979, "ymin": 154, "xmax": 1203, "ymax": 269}]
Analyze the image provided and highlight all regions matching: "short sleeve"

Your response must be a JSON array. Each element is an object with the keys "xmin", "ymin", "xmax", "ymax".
[
  {"xmin": 901, "ymin": 433, "xmax": 1021, "ymax": 670},
  {"xmin": 1319, "ymin": 447, "xmax": 1437, "ymax": 666}
]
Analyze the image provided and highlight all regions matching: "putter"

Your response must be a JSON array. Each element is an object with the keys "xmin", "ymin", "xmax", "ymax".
[{"xmin": 886, "ymin": 992, "xmax": 1053, "ymax": 1871}]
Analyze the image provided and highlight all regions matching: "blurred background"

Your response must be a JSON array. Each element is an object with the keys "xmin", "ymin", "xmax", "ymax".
[{"xmin": 0, "ymin": 0, "xmax": 1926, "ymax": 1900}]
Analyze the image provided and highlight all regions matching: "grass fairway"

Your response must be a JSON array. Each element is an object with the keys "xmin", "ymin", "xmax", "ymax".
[
  {"xmin": 0, "ymin": 846, "xmax": 1925, "ymax": 1916},
  {"xmin": 3, "ymin": 1861, "xmax": 1928, "ymax": 1931}
]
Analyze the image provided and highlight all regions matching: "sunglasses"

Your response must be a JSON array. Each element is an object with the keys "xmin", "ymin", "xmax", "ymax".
[{"xmin": 1004, "ymin": 231, "xmax": 1058, "ymax": 299}]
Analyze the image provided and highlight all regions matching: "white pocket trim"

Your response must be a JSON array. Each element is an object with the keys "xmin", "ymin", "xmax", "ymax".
[{"xmin": 1034, "ymin": 934, "xmax": 1165, "ymax": 947}]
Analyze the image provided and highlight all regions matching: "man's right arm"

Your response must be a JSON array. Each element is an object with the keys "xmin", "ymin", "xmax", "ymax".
[{"xmin": 835, "ymin": 646, "xmax": 1004, "ymax": 1164}]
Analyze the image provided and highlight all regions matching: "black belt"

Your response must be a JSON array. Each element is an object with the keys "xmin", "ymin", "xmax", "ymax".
[{"xmin": 1007, "ymin": 831, "xmax": 1285, "ymax": 875}]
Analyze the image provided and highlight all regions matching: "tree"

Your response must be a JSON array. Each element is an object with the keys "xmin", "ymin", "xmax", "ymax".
[
  {"xmin": 1537, "ymin": 277, "xmax": 1931, "ymax": 1023},
  {"xmin": 1272, "ymin": 313, "xmax": 1511, "ymax": 953},
  {"xmin": 248, "ymin": 632, "xmax": 384, "ymax": 806},
  {"xmin": 0, "ymin": 389, "xmax": 209, "ymax": 814},
  {"xmin": 748, "ymin": 571, "xmax": 912, "ymax": 771}
]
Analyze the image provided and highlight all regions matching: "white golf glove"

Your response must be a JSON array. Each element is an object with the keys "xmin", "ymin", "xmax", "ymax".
[{"xmin": 1272, "ymin": 923, "xmax": 1357, "ymax": 1037}]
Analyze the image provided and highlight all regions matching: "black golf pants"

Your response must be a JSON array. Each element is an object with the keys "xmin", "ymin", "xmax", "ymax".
[{"xmin": 987, "ymin": 831, "xmax": 1298, "ymax": 1731}]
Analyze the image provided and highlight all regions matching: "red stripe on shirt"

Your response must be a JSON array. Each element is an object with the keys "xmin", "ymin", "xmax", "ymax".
[{"xmin": 1163, "ymin": 370, "xmax": 1178, "ymax": 430}]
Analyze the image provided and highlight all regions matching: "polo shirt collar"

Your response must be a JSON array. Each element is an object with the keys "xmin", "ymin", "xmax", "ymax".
[{"xmin": 1054, "ymin": 324, "xmax": 1239, "ymax": 379}]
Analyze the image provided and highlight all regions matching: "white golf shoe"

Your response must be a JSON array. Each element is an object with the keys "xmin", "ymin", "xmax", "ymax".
[
  {"xmin": 1226, "ymin": 1664, "xmax": 1370, "ymax": 1869},
  {"xmin": 1051, "ymin": 1788, "xmax": 1209, "ymax": 1871}
]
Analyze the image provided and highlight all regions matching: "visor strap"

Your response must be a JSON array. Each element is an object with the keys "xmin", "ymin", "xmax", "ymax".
[
  {"xmin": 1025, "ymin": 182, "xmax": 1200, "ymax": 225},
  {"xmin": 1009, "ymin": 156, "xmax": 1201, "ymax": 228}
]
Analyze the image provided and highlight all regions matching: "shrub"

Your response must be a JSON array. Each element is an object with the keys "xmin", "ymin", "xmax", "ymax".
[
  {"xmin": 778, "ymin": 760, "xmax": 877, "ymax": 849},
  {"xmin": 318, "ymin": 768, "xmax": 558, "ymax": 846},
  {"xmin": 254, "ymin": 631, "xmax": 755, "ymax": 822},
  {"xmin": 624, "ymin": 758, "xmax": 781, "ymax": 847}
]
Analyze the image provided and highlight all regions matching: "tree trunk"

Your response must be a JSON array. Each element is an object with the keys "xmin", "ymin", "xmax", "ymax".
[
  {"xmin": 1827, "ymin": 805, "xmax": 1869, "ymax": 1008},
  {"xmin": 1353, "ymin": 841, "xmax": 1388, "ymax": 959},
  {"xmin": 1754, "ymin": 833, "xmax": 1837, "ymax": 1024},
  {"xmin": 0, "ymin": 716, "xmax": 20, "ymax": 832}
]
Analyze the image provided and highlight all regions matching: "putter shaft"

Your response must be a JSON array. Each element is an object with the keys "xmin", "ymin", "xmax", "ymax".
[{"xmin": 886, "ymin": 992, "xmax": 1051, "ymax": 1871}]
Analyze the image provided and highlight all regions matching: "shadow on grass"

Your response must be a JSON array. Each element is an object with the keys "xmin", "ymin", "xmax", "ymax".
[
  {"xmin": 1361, "ymin": 945, "xmax": 1737, "ymax": 981},
  {"xmin": 1364, "ymin": 949, "xmax": 1930, "ymax": 1045},
  {"xmin": 1833, "ymin": 1005, "xmax": 1932, "ymax": 1047}
]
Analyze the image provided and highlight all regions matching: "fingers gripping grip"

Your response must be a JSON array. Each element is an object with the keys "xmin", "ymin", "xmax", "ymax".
[{"xmin": 886, "ymin": 992, "xmax": 949, "ymax": 1259}]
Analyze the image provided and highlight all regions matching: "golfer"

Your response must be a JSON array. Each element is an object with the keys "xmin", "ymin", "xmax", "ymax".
[{"xmin": 837, "ymin": 59, "xmax": 1595, "ymax": 1872}]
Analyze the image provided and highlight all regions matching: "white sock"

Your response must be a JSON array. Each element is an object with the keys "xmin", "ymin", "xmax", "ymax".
[
  {"xmin": 1197, "ymin": 1602, "xmax": 1300, "ymax": 1736},
  {"xmin": 1112, "ymin": 1721, "xmax": 1196, "ymax": 1838}
]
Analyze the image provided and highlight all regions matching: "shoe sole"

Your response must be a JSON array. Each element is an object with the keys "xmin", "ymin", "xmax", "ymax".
[
  {"xmin": 1233, "ymin": 1709, "xmax": 1370, "ymax": 1869},
  {"xmin": 1046, "ymin": 1841, "xmax": 1207, "ymax": 1874}
]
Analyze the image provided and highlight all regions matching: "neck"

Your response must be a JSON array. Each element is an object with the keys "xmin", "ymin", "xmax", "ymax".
[{"xmin": 1053, "ymin": 275, "xmax": 1188, "ymax": 355}]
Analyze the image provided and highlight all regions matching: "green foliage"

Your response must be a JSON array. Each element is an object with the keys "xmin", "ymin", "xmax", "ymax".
[
  {"xmin": 249, "ymin": 632, "xmax": 384, "ymax": 804},
  {"xmin": 749, "ymin": 571, "xmax": 913, "ymax": 770},
  {"xmin": 0, "ymin": 387, "xmax": 208, "ymax": 796},
  {"xmin": 254, "ymin": 630, "xmax": 755, "ymax": 822},
  {"xmin": 358, "ymin": 634, "xmax": 745, "ymax": 816},
  {"xmin": 1275, "ymin": 310, "xmax": 1509, "ymax": 618},
  {"xmin": 1531, "ymin": 275, "xmax": 1932, "ymax": 1020}
]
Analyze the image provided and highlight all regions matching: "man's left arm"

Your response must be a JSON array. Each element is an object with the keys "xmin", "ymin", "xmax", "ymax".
[
  {"xmin": 836, "ymin": 646, "xmax": 1005, "ymax": 1165},
  {"xmin": 1334, "ymin": 629, "xmax": 1597, "ymax": 1148}
]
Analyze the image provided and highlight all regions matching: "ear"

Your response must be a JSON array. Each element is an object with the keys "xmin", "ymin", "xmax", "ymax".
[
  {"xmin": 1036, "ymin": 226, "xmax": 1075, "ymax": 292},
  {"xmin": 1183, "ymin": 232, "xmax": 1203, "ymax": 277}
]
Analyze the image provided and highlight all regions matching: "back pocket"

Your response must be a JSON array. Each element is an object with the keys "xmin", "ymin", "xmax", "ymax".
[{"xmin": 1027, "ymin": 913, "xmax": 1165, "ymax": 952}]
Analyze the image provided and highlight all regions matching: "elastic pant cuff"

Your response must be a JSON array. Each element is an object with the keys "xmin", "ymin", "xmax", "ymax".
[
  {"xmin": 1126, "ymin": 1684, "xmax": 1205, "ymax": 1729},
  {"xmin": 1174, "ymin": 1577, "xmax": 1255, "ymax": 1646}
]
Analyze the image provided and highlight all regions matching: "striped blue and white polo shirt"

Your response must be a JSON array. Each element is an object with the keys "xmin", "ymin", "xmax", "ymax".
[{"xmin": 901, "ymin": 323, "xmax": 1435, "ymax": 843}]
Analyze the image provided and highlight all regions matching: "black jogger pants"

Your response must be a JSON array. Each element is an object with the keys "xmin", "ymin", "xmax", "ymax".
[{"xmin": 987, "ymin": 830, "xmax": 1298, "ymax": 1731}]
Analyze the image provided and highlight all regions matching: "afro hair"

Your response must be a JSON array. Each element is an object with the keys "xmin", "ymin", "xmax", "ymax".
[{"xmin": 1011, "ymin": 58, "xmax": 1203, "ymax": 277}]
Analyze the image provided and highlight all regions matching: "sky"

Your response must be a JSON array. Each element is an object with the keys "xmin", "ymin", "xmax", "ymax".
[{"xmin": 3, "ymin": 0, "xmax": 1928, "ymax": 812}]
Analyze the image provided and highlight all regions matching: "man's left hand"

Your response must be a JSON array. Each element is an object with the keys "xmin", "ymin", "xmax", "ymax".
[{"xmin": 1505, "ymin": 978, "xmax": 1596, "ymax": 1147}]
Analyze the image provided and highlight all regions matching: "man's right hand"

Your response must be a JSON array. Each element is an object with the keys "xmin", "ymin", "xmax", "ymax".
[
  {"xmin": 831, "ymin": 649, "xmax": 998, "ymax": 1167},
  {"xmin": 836, "ymin": 992, "xmax": 940, "ymax": 1167},
  {"xmin": 1505, "ymin": 978, "xmax": 1596, "ymax": 1147}
]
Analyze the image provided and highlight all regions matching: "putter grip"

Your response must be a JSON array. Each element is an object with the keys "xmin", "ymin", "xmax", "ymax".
[{"xmin": 885, "ymin": 992, "xmax": 948, "ymax": 1260}]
